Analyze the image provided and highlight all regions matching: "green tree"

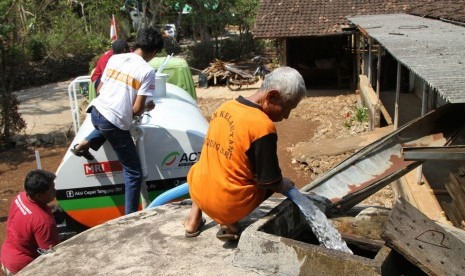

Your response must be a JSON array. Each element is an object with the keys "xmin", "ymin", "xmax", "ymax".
[
  {"xmin": 0, "ymin": 0, "xmax": 129, "ymax": 149},
  {"xmin": 164, "ymin": 0, "xmax": 236, "ymax": 42},
  {"xmin": 231, "ymin": 0, "xmax": 259, "ymax": 35},
  {"xmin": 0, "ymin": 0, "xmax": 27, "ymax": 148}
]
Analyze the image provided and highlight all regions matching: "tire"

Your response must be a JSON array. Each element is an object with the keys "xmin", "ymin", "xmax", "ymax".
[{"xmin": 226, "ymin": 76, "xmax": 242, "ymax": 91}]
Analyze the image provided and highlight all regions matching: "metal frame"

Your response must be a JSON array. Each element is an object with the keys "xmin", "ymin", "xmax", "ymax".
[{"xmin": 67, "ymin": 76, "xmax": 90, "ymax": 134}]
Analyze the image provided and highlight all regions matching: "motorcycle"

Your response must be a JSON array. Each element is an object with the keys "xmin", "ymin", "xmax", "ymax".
[{"xmin": 225, "ymin": 56, "xmax": 270, "ymax": 91}]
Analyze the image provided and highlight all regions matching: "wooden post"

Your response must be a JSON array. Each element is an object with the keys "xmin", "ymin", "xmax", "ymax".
[
  {"xmin": 283, "ymin": 39, "xmax": 288, "ymax": 66},
  {"xmin": 422, "ymin": 83, "xmax": 429, "ymax": 115},
  {"xmin": 394, "ymin": 62, "xmax": 401, "ymax": 129},
  {"xmin": 416, "ymin": 82, "xmax": 429, "ymax": 185},
  {"xmin": 368, "ymin": 37, "xmax": 372, "ymax": 86},
  {"xmin": 376, "ymin": 44, "xmax": 381, "ymax": 99},
  {"xmin": 355, "ymin": 33, "xmax": 360, "ymax": 86},
  {"xmin": 361, "ymin": 36, "xmax": 365, "ymax": 75}
]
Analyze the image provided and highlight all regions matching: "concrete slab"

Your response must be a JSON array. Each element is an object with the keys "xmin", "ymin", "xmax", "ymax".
[
  {"xmin": 18, "ymin": 198, "xmax": 285, "ymax": 276},
  {"xmin": 19, "ymin": 195, "xmax": 392, "ymax": 276}
]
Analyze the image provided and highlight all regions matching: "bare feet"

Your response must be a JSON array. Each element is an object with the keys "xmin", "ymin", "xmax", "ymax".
[
  {"xmin": 183, "ymin": 202, "xmax": 204, "ymax": 237},
  {"xmin": 217, "ymin": 222, "xmax": 240, "ymax": 242},
  {"xmin": 220, "ymin": 222, "xmax": 240, "ymax": 235}
]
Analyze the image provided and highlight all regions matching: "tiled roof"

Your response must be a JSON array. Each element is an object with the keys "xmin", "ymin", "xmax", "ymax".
[
  {"xmin": 253, "ymin": 0, "xmax": 464, "ymax": 38},
  {"xmin": 407, "ymin": 0, "xmax": 465, "ymax": 24}
]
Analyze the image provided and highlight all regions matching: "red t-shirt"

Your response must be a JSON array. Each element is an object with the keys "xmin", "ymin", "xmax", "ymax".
[
  {"xmin": 0, "ymin": 192, "xmax": 59, "ymax": 273},
  {"xmin": 91, "ymin": 49, "xmax": 113, "ymax": 82}
]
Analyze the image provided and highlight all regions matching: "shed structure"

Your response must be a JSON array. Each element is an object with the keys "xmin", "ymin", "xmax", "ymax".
[
  {"xmin": 253, "ymin": 0, "xmax": 465, "ymax": 89},
  {"xmin": 348, "ymin": 13, "xmax": 465, "ymax": 228},
  {"xmin": 348, "ymin": 13, "xmax": 465, "ymax": 128}
]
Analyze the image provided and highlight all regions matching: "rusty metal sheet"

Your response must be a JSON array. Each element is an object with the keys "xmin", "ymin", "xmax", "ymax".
[
  {"xmin": 302, "ymin": 103, "xmax": 465, "ymax": 212},
  {"xmin": 382, "ymin": 198, "xmax": 465, "ymax": 276}
]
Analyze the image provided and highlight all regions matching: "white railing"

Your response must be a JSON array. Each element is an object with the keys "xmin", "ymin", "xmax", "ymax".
[{"xmin": 67, "ymin": 76, "xmax": 91, "ymax": 134}]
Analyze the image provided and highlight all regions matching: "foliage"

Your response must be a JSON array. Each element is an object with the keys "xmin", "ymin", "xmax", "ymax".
[
  {"xmin": 0, "ymin": 0, "xmax": 27, "ymax": 147},
  {"xmin": 0, "ymin": 95, "xmax": 26, "ymax": 146},
  {"xmin": 13, "ymin": 1, "xmax": 133, "ymax": 60},
  {"xmin": 218, "ymin": 33, "xmax": 265, "ymax": 61},
  {"xmin": 161, "ymin": 0, "xmax": 263, "ymax": 67},
  {"xmin": 0, "ymin": 0, "xmax": 127, "ymax": 148},
  {"xmin": 185, "ymin": 41, "xmax": 215, "ymax": 69},
  {"xmin": 27, "ymin": 35, "xmax": 47, "ymax": 61},
  {"xmin": 164, "ymin": 0, "xmax": 241, "ymax": 43},
  {"xmin": 163, "ymin": 36, "xmax": 181, "ymax": 55},
  {"xmin": 344, "ymin": 106, "xmax": 369, "ymax": 129},
  {"xmin": 185, "ymin": 32, "xmax": 266, "ymax": 70},
  {"xmin": 0, "ymin": 0, "xmax": 269, "ymax": 147},
  {"xmin": 230, "ymin": 0, "xmax": 259, "ymax": 34},
  {"xmin": 354, "ymin": 106, "xmax": 369, "ymax": 123}
]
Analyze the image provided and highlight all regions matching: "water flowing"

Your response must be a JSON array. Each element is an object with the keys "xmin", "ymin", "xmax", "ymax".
[{"xmin": 285, "ymin": 187, "xmax": 353, "ymax": 254}]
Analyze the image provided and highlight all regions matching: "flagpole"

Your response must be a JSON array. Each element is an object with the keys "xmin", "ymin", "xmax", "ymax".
[{"xmin": 110, "ymin": 14, "xmax": 118, "ymax": 42}]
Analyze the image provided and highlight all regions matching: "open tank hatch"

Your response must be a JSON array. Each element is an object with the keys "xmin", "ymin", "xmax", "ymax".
[{"xmin": 233, "ymin": 199, "xmax": 426, "ymax": 275}]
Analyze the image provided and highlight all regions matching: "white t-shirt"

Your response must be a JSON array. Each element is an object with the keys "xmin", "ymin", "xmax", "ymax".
[{"xmin": 93, "ymin": 53, "xmax": 155, "ymax": 130}]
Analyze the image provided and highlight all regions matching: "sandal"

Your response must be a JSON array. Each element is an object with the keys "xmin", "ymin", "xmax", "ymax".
[
  {"xmin": 70, "ymin": 144, "xmax": 95, "ymax": 160},
  {"xmin": 216, "ymin": 228, "xmax": 240, "ymax": 242},
  {"xmin": 185, "ymin": 217, "xmax": 206, "ymax": 238}
]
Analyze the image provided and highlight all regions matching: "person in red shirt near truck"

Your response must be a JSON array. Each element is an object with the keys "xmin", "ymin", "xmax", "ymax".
[
  {"xmin": 91, "ymin": 39, "xmax": 130, "ymax": 90},
  {"xmin": 1, "ymin": 170, "xmax": 59, "ymax": 275}
]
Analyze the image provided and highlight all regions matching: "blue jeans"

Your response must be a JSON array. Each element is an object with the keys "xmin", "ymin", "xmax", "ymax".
[
  {"xmin": 88, "ymin": 106, "xmax": 143, "ymax": 214},
  {"xmin": 85, "ymin": 129, "xmax": 106, "ymax": 151}
]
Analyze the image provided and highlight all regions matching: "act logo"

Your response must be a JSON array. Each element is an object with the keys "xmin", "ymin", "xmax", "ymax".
[
  {"xmin": 162, "ymin": 152, "xmax": 180, "ymax": 167},
  {"xmin": 161, "ymin": 151, "xmax": 201, "ymax": 168}
]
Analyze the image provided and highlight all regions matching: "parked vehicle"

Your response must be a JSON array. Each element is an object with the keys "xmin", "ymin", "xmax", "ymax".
[
  {"xmin": 163, "ymin": 24, "xmax": 177, "ymax": 39},
  {"xmin": 55, "ymin": 71, "xmax": 207, "ymax": 237},
  {"xmin": 225, "ymin": 56, "xmax": 270, "ymax": 91}
]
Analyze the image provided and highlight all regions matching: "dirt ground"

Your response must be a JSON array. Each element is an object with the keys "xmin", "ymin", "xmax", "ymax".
[{"xmin": 0, "ymin": 80, "xmax": 395, "ymax": 267}]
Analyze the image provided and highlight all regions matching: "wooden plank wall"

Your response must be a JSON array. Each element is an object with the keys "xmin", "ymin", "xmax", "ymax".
[{"xmin": 443, "ymin": 165, "xmax": 465, "ymax": 229}]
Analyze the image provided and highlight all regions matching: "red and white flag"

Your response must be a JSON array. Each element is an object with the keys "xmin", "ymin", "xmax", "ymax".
[{"xmin": 110, "ymin": 14, "xmax": 117, "ymax": 41}]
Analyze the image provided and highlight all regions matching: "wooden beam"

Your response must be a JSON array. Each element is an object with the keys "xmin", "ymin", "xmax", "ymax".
[
  {"xmin": 379, "ymin": 102, "xmax": 393, "ymax": 126},
  {"xmin": 342, "ymin": 233, "xmax": 384, "ymax": 253}
]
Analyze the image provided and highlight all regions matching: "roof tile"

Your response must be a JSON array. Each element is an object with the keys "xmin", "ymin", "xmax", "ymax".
[{"xmin": 253, "ymin": 0, "xmax": 465, "ymax": 38}]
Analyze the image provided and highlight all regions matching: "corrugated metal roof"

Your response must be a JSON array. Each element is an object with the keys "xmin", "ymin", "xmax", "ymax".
[{"xmin": 348, "ymin": 13, "xmax": 465, "ymax": 103}]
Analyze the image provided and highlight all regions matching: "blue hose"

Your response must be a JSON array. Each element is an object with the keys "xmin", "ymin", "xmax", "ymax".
[
  {"xmin": 147, "ymin": 182, "xmax": 189, "ymax": 208},
  {"xmin": 284, "ymin": 186, "xmax": 299, "ymax": 199}
]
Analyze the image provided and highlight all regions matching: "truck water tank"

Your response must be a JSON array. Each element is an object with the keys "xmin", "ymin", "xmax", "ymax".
[{"xmin": 55, "ymin": 82, "xmax": 207, "ymax": 228}]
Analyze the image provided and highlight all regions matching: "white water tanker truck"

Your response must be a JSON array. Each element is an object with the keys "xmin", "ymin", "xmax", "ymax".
[{"xmin": 54, "ymin": 72, "xmax": 208, "ymax": 232}]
